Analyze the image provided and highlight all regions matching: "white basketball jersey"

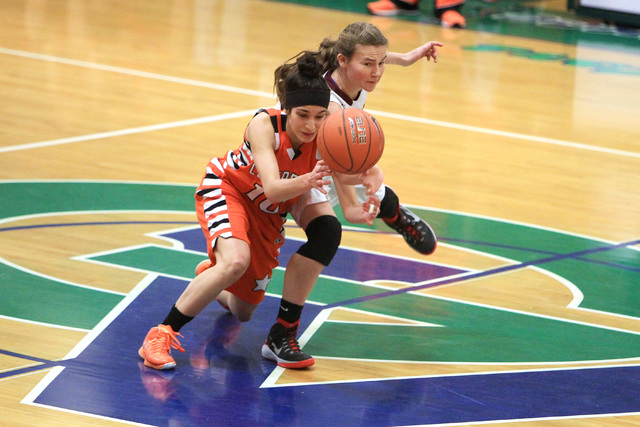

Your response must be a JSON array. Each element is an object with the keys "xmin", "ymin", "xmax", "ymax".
[{"xmin": 324, "ymin": 70, "xmax": 368, "ymax": 110}]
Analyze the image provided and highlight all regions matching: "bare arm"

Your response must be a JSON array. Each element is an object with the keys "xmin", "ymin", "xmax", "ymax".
[
  {"xmin": 333, "ymin": 172, "xmax": 379, "ymax": 226},
  {"xmin": 386, "ymin": 41, "xmax": 443, "ymax": 66},
  {"xmin": 246, "ymin": 113, "xmax": 331, "ymax": 203},
  {"xmin": 336, "ymin": 166, "xmax": 384, "ymax": 196}
]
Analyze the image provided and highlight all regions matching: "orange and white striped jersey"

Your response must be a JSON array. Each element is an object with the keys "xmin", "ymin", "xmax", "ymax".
[
  {"xmin": 193, "ymin": 108, "xmax": 320, "ymax": 304},
  {"xmin": 197, "ymin": 107, "xmax": 319, "ymax": 219}
]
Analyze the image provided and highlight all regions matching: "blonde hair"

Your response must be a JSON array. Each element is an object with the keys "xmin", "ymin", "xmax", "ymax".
[
  {"xmin": 274, "ymin": 22, "xmax": 387, "ymax": 104},
  {"xmin": 317, "ymin": 22, "xmax": 388, "ymax": 73}
]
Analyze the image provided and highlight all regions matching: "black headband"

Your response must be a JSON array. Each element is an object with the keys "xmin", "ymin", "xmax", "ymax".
[{"xmin": 283, "ymin": 89, "xmax": 330, "ymax": 109}]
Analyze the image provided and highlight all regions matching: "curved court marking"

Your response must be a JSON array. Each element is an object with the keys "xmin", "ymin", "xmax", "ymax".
[
  {"xmin": 0, "ymin": 315, "xmax": 90, "ymax": 333},
  {"xmin": 531, "ymin": 265, "xmax": 584, "ymax": 307},
  {"xmin": 1, "ymin": 180, "xmax": 636, "ymax": 325},
  {"xmin": 412, "ymin": 292, "xmax": 640, "ymax": 337},
  {"xmin": 2, "ymin": 180, "xmax": 639, "ymax": 426},
  {"xmin": 2, "ymin": 182, "xmax": 639, "ymax": 370},
  {"xmin": 0, "ymin": 254, "xmax": 126, "ymax": 296},
  {"xmin": 408, "ymin": 203, "xmax": 640, "ymax": 249}
]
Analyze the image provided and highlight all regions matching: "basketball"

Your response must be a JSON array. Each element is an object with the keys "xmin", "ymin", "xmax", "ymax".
[{"xmin": 317, "ymin": 108, "xmax": 384, "ymax": 175}]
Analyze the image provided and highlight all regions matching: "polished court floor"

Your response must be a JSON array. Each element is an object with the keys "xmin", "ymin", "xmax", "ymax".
[{"xmin": 1, "ymin": 0, "xmax": 639, "ymax": 426}]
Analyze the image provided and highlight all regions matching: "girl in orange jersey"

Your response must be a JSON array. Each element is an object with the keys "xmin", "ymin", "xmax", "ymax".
[{"xmin": 138, "ymin": 52, "xmax": 379, "ymax": 371}]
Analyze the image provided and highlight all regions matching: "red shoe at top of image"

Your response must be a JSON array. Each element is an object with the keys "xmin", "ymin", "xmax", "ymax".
[
  {"xmin": 367, "ymin": 0, "xmax": 420, "ymax": 16},
  {"xmin": 440, "ymin": 10, "xmax": 466, "ymax": 28}
]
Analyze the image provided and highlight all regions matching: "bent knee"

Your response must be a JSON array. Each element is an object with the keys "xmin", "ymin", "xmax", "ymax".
[
  {"xmin": 226, "ymin": 256, "xmax": 249, "ymax": 281},
  {"xmin": 297, "ymin": 215, "xmax": 342, "ymax": 266},
  {"xmin": 215, "ymin": 238, "xmax": 250, "ymax": 280},
  {"xmin": 235, "ymin": 311, "xmax": 254, "ymax": 323},
  {"xmin": 228, "ymin": 298, "xmax": 257, "ymax": 322}
]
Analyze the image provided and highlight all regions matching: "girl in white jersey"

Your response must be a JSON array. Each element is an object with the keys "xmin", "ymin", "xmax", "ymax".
[
  {"xmin": 258, "ymin": 22, "xmax": 442, "ymax": 369},
  {"xmin": 294, "ymin": 21, "xmax": 440, "ymax": 254}
]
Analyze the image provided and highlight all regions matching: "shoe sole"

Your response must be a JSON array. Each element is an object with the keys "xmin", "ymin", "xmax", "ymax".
[
  {"xmin": 261, "ymin": 344, "xmax": 315, "ymax": 369},
  {"xmin": 138, "ymin": 346, "xmax": 176, "ymax": 370},
  {"xmin": 419, "ymin": 221, "xmax": 438, "ymax": 255}
]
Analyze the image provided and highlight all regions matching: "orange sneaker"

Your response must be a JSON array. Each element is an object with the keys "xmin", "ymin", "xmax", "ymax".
[
  {"xmin": 195, "ymin": 259, "xmax": 212, "ymax": 275},
  {"xmin": 435, "ymin": 0, "xmax": 465, "ymax": 8},
  {"xmin": 441, "ymin": 10, "xmax": 466, "ymax": 28},
  {"xmin": 138, "ymin": 324, "xmax": 185, "ymax": 370},
  {"xmin": 367, "ymin": 0, "xmax": 419, "ymax": 16}
]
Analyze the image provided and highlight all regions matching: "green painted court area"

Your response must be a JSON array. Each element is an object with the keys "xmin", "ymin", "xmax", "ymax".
[
  {"xmin": 1, "ymin": 181, "xmax": 639, "ymax": 365},
  {"xmin": 271, "ymin": 0, "xmax": 640, "ymax": 51},
  {"xmin": 307, "ymin": 294, "xmax": 640, "ymax": 363}
]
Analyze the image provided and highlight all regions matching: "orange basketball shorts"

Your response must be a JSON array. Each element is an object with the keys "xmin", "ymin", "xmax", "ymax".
[{"xmin": 195, "ymin": 178, "xmax": 286, "ymax": 305}]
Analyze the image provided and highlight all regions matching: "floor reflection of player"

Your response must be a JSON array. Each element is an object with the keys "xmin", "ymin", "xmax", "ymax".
[
  {"xmin": 138, "ymin": 313, "xmax": 263, "ymax": 424},
  {"xmin": 189, "ymin": 313, "xmax": 243, "ymax": 373}
]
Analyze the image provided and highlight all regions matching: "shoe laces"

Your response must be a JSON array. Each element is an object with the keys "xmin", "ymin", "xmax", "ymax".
[
  {"xmin": 395, "ymin": 212, "xmax": 424, "ymax": 242},
  {"xmin": 151, "ymin": 327, "xmax": 185, "ymax": 354},
  {"xmin": 403, "ymin": 223, "xmax": 423, "ymax": 241},
  {"xmin": 283, "ymin": 328, "xmax": 302, "ymax": 352},
  {"xmin": 286, "ymin": 337, "xmax": 301, "ymax": 352}
]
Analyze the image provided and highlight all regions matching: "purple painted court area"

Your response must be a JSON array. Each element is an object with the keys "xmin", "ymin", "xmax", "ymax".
[
  {"xmin": 32, "ymin": 275, "xmax": 640, "ymax": 426},
  {"xmin": 163, "ymin": 227, "xmax": 466, "ymax": 283}
]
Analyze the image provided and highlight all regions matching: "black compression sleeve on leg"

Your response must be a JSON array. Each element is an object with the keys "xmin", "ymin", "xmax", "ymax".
[
  {"xmin": 296, "ymin": 215, "xmax": 342, "ymax": 266},
  {"xmin": 378, "ymin": 185, "xmax": 400, "ymax": 219}
]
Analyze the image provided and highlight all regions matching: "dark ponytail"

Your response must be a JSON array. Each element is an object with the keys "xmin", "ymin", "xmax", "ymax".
[{"xmin": 274, "ymin": 51, "xmax": 329, "ymax": 109}]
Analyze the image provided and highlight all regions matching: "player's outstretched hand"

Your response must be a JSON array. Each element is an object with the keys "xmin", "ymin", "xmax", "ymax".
[
  {"xmin": 361, "ymin": 166, "xmax": 384, "ymax": 197},
  {"xmin": 400, "ymin": 41, "xmax": 443, "ymax": 66},
  {"xmin": 362, "ymin": 196, "xmax": 381, "ymax": 226},
  {"xmin": 307, "ymin": 160, "xmax": 332, "ymax": 194}
]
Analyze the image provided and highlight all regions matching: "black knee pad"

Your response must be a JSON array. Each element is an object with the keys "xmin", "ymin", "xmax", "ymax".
[{"xmin": 296, "ymin": 215, "xmax": 342, "ymax": 266}]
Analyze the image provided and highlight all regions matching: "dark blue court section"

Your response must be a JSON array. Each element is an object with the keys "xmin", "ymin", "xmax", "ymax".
[
  {"xmin": 34, "ymin": 274, "xmax": 640, "ymax": 426},
  {"xmin": 163, "ymin": 227, "xmax": 465, "ymax": 284},
  {"xmin": 33, "ymin": 275, "xmax": 323, "ymax": 426}
]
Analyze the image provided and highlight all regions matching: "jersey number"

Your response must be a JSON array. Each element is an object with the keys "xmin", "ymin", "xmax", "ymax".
[{"xmin": 245, "ymin": 183, "xmax": 280, "ymax": 214}]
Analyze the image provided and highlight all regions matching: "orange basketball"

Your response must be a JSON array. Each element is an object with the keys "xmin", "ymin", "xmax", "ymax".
[{"xmin": 317, "ymin": 108, "xmax": 384, "ymax": 175}]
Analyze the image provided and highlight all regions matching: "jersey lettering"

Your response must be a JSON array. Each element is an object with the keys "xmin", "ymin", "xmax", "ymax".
[{"xmin": 245, "ymin": 183, "xmax": 279, "ymax": 214}]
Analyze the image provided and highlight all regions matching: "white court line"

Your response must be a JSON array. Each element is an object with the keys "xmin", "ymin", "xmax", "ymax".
[
  {"xmin": 17, "ymin": 275, "xmax": 160, "ymax": 426},
  {"xmin": 0, "ymin": 47, "xmax": 274, "ymax": 98},
  {"xmin": 366, "ymin": 109, "xmax": 640, "ymax": 159},
  {"xmin": 0, "ymin": 109, "xmax": 257, "ymax": 153},
  {"xmin": 2, "ymin": 46, "xmax": 639, "ymax": 159},
  {"xmin": 64, "ymin": 273, "xmax": 159, "ymax": 359},
  {"xmin": 21, "ymin": 367, "xmax": 155, "ymax": 427},
  {"xmin": 262, "ymin": 358, "xmax": 640, "ymax": 389}
]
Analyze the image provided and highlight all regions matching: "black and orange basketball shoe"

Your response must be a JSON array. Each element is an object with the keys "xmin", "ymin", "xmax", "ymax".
[{"xmin": 384, "ymin": 205, "xmax": 437, "ymax": 255}]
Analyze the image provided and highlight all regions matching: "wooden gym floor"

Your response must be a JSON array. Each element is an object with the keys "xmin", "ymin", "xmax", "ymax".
[{"xmin": 1, "ymin": 0, "xmax": 639, "ymax": 425}]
